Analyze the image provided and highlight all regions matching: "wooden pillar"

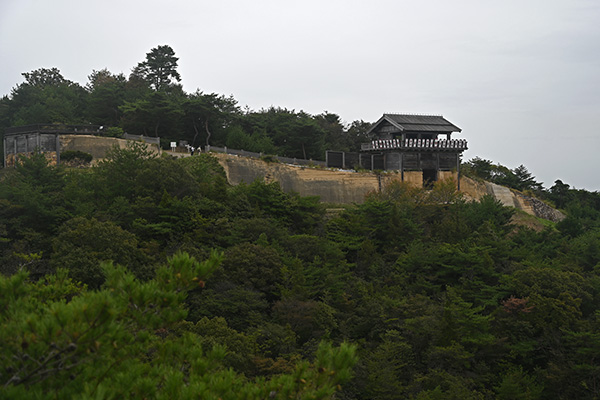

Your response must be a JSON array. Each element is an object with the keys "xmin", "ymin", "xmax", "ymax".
[
  {"xmin": 400, "ymin": 152, "xmax": 404, "ymax": 182},
  {"xmin": 456, "ymin": 153, "xmax": 461, "ymax": 191}
]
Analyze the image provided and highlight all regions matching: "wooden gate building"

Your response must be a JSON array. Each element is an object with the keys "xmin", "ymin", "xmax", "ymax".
[{"xmin": 361, "ymin": 114, "xmax": 467, "ymax": 188}]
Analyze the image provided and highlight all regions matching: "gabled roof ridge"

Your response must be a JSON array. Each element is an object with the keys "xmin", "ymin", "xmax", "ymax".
[
  {"xmin": 380, "ymin": 115, "xmax": 405, "ymax": 131},
  {"xmin": 384, "ymin": 112, "xmax": 444, "ymax": 117}
]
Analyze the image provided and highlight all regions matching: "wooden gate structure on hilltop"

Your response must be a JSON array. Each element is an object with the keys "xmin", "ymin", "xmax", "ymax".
[{"xmin": 327, "ymin": 114, "xmax": 468, "ymax": 189}]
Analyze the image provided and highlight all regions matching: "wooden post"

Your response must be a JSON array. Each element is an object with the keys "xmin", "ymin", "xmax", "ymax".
[
  {"xmin": 456, "ymin": 153, "xmax": 461, "ymax": 191},
  {"xmin": 400, "ymin": 152, "xmax": 404, "ymax": 182}
]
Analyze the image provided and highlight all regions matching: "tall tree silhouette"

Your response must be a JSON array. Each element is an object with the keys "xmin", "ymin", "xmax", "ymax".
[{"xmin": 131, "ymin": 45, "xmax": 181, "ymax": 91}]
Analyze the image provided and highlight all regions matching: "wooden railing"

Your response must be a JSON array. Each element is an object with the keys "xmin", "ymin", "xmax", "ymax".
[{"xmin": 361, "ymin": 138, "xmax": 467, "ymax": 151}]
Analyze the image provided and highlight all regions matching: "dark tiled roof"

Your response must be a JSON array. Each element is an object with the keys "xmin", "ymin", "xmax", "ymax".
[{"xmin": 370, "ymin": 114, "xmax": 462, "ymax": 134}]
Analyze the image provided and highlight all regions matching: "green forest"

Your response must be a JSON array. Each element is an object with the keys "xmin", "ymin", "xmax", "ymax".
[
  {"xmin": 2, "ymin": 45, "xmax": 600, "ymax": 399},
  {"xmin": 0, "ymin": 45, "xmax": 371, "ymax": 161}
]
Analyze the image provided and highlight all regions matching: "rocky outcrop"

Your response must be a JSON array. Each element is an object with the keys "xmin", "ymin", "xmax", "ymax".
[
  {"xmin": 512, "ymin": 191, "xmax": 565, "ymax": 222},
  {"xmin": 460, "ymin": 177, "xmax": 565, "ymax": 222}
]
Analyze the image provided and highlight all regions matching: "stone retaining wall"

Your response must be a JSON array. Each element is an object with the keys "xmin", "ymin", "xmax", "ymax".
[
  {"xmin": 213, "ymin": 153, "xmax": 564, "ymax": 221},
  {"xmin": 60, "ymin": 135, "xmax": 160, "ymax": 163}
]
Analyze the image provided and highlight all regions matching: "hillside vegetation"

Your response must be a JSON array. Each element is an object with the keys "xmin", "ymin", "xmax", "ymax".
[
  {"xmin": 2, "ymin": 45, "xmax": 600, "ymax": 399},
  {"xmin": 1, "ymin": 144, "xmax": 600, "ymax": 399}
]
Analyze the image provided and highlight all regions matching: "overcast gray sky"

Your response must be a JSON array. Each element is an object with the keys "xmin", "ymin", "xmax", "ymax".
[{"xmin": 1, "ymin": 0, "xmax": 599, "ymax": 190}]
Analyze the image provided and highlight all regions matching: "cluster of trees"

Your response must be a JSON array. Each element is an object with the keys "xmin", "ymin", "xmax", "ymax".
[
  {"xmin": 462, "ymin": 157, "xmax": 544, "ymax": 193},
  {"xmin": 2, "ymin": 144, "xmax": 600, "ymax": 398},
  {"xmin": 0, "ymin": 45, "xmax": 372, "ymax": 162},
  {"xmin": 463, "ymin": 158, "xmax": 600, "ymax": 236}
]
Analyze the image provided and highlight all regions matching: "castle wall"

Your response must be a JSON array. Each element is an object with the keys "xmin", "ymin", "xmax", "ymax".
[
  {"xmin": 216, "ymin": 154, "xmax": 448, "ymax": 204},
  {"xmin": 214, "ymin": 153, "xmax": 564, "ymax": 221},
  {"xmin": 399, "ymin": 171, "xmax": 424, "ymax": 187},
  {"xmin": 4, "ymin": 133, "xmax": 161, "ymax": 167},
  {"xmin": 219, "ymin": 154, "xmax": 381, "ymax": 203},
  {"xmin": 60, "ymin": 135, "xmax": 160, "ymax": 163},
  {"xmin": 438, "ymin": 170, "xmax": 456, "ymax": 181},
  {"xmin": 5, "ymin": 129, "xmax": 561, "ymax": 222}
]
